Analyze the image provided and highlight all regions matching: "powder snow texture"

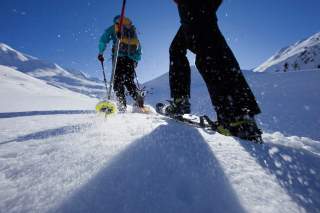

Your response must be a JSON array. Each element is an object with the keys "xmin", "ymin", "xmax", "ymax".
[{"xmin": 1, "ymin": 113, "xmax": 319, "ymax": 213}]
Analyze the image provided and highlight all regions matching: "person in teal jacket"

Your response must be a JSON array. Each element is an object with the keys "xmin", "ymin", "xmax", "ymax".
[{"xmin": 98, "ymin": 15, "xmax": 143, "ymax": 112}]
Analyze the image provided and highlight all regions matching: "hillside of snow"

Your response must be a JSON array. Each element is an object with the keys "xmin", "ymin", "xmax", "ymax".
[
  {"xmin": 0, "ymin": 65, "xmax": 98, "ymax": 112},
  {"xmin": 144, "ymin": 68, "xmax": 320, "ymax": 140},
  {"xmin": 254, "ymin": 32, "xmax": 320, "ymax": 72},
  {"xmin": 0, "ymin": 43, "xmax": 105, "ymax": 98},
  {"xmin": 1, "ymin": 107, "xmax": 320, "ymax": 213},
  {"xmin": 1, "ymin": 44, "xmax": 320, "ymax": 212}
]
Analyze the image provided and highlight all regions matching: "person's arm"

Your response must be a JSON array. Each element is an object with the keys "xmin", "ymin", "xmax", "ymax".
[
  {"xmin": 133, "ymin": 26, "xmax": 142, "ymax": 62},
  {"xmin": 135, "ymin": 43, "xmax": 142, "ymax": 62},
  {"xmin": 98, "ymin": 26, "xmax": 115, "ymax": 54}
]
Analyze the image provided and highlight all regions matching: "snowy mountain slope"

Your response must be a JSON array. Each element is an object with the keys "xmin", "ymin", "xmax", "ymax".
[
  {"xmin": 144, "ymin": 68, "xmax": 320, "ymax": 140},
  {"xmin": 0, "ymin": 111, "xmax": 319, "ymax": 213},
  {"xmin": 1, "ymin": 45, "xmax": 320, "ymax": 212},
  {"xmin": 0, "ymin": 65, "xmax": 98, "ymax": 112},
  {"xmin": 0, "ymin": 43, "xmax": 105, "ymax": 98},
  {"xmin": 254, "ymin": 32, "xmax": 320, "ymax": 72}
]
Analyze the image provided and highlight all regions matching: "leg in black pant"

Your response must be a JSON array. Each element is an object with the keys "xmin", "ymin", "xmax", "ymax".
[
  {"xmin": 113, "ymin": 57, "xmax": 127, "ymax": 109},
  {"xmin": 193, "ymin": 28, "xmax": 261, "ymax": 123},
  {"xmin": 169, "ymin": 26, "xmax": 191, "ymax": 99},
  {"xmin": 113, "ymin": 56, "xmax": 139, "ymax": 109},
  {"xmin": 169, "ymin": 0, "xmax": 262, "ymax": 140},
  {"xmin": 122, "ymin": 58, "xmax": 139, "ymax": 101}
]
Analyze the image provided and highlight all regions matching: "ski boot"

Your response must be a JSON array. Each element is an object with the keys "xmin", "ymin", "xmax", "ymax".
[
  {"xmin": 134, "ymin": 92, "xmax": 144, "ymax": 108},
  {"xmin": 217, "ymin": 115, "xmax": 263, "ymax": 143},
  {"xmin": 164, "ymin": 97, "xmax": 191, "ymax": 115}
]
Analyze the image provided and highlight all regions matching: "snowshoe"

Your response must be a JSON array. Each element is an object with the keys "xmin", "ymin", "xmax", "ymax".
[
  {"xmin": 217, "ymin": 116, "xmax": 263, "ymax": 143},
  {"xmin": 158, "ymin": 98, "xmax": 191, "ymax": 116},
  {"xmin": 156, "ymin": 102, "xmax": 263, "ymax": 143},
  {"xmin": 156, "ymin": 103, "xmax": 217, "ymax": 130}
]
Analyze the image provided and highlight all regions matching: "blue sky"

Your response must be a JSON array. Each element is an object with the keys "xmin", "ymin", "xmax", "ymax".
[{"xmin": 1, "ymin": 0, "xmax": 319, "ymax": 82}]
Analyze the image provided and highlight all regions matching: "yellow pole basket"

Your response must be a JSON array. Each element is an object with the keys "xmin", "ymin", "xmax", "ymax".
[{"xmin": 95, "ymin": 101, "xmax": 117, "ymax": 115}]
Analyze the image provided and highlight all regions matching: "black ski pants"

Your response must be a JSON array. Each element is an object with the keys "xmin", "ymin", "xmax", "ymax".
[
  {"xmin": 113, "ymin": 56, "xmax": 139, "ymax": 106},
  {"xmin": 169, "ymin": 24, "xmax": 261, "ymax": 122}
]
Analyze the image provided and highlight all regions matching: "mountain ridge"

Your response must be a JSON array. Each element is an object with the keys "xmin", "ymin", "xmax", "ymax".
[
  {"xmin": 254, "ymin": 32, "xmax": 320, "ymax": 72},
  {"xmin": 0, "ymin": 43, "xmax": 105, "ymax": 98}
]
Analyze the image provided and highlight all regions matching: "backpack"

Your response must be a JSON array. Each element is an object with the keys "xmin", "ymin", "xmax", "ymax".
[{"xmin": 114, "ymin": 18, "xmax": 140, "ymax": 55}]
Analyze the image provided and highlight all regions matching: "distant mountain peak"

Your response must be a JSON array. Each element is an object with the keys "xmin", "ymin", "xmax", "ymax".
[
  {"xmin": 254, "ymin": 32, "xmax": 320, "ymax": 72},
  {"xmin": 0, "ymin": 43, "xmax": 32, "ymax": 62},
  {"xmin": 0, "ymin": 42, "xmax": 104, "ymax": 98}
]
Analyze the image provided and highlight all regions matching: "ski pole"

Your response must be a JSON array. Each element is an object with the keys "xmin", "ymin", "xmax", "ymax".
[
  {"xmin": 107, "ymin": 0, "xmax": 127, "ymax": 100},
  {"xmin": 100, "ymin": 61, "xmax": 109, "ymax": 95}
]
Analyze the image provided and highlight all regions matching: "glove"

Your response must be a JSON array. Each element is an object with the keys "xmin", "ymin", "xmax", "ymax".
[
  {"xmin": 116, "ymin": 32, "xmax": 122, "ymax": 39},
  {"xmin": 98, "ymin": 54, "xmax": 104, "ymax": 62}
]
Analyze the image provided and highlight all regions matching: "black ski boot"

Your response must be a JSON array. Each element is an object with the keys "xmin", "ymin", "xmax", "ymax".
[
  {"xmin": 164, "ymin": 97, "xmax": 191, "ymax": 115},
  {"xmin": 217, "ymin": 115, "xmax": 263, "ymax": 143},
  {"xmin": 134, "ymin": 92, "xmax": 144, "ymax": 108}
]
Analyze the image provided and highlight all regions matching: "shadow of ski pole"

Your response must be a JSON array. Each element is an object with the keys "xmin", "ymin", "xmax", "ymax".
[
  {"xmin": 0, "ymin": 123, "xmax": 93, "ymax": 145},
  {"xmin": 0, "ymin": 110, "xmax": 96, "ymax": 119}
]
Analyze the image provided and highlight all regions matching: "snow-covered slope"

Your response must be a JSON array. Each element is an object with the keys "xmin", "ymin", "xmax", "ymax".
[
  {"xmin": 254, "ymin": 32, "xmax": 320, "ymax": 72},
  {"xmin": 1, "ymin": 47, "xmax": 320, "ymax": 212},
  {"xmin": 1, "ymin": 110, "xmax": 319, "ymax": 213},
  {"xmin": 0, "ymin": 65, "xmax": 97, "ymax": 112},
  {"xmin": 0, "ymin": 43, "xmax": 105, "ymax": 98},
  {"xmin": 144, "ymin": 68, "xmax": 320, "ymax": 140}
]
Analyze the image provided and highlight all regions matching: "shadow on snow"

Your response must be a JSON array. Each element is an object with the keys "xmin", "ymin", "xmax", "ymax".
[
  {"xmin": 240, "ymin": 140, "xmax": 320, "ymax": 212},
  {"xmin": 0, "ymin": 110, "xmax": 95, "ymax": 119},
  {"xmin": 55, "ymin": 122, "xmax": 246, "ymax": 213},
  {"xmin": 0, "ymin": 123, "xmax": 92, "ymax": 145}
]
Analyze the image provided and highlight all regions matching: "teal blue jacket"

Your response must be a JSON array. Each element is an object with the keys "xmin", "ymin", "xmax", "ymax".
[{"xmin": 98, "ymin": 25, "xmax": 142, "ymax": 62}]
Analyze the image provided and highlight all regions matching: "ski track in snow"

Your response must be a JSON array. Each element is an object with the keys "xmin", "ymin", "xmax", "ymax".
[{"xmin": 1, "ymin": 112, "xmax": 319, "ymax": 213}]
